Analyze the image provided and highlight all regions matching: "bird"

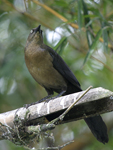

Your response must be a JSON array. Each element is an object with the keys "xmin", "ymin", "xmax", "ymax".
[{"xmin": 24, "ymin": 25, "xmax": 108, "ymax": 144}]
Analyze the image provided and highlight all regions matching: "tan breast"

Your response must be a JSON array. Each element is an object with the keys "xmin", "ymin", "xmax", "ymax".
[{"xmin": 25, "ymin": 46, "xmax": 67, "ymax": 90}]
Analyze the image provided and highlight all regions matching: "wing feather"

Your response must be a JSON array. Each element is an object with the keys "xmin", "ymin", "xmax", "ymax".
[{"xmin": 46, "ymin": 45, "xmax": 81, "ymax": 90}]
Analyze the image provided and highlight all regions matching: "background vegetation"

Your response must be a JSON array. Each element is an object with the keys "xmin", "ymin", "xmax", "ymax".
[{"xmin": 0, "ymin": 0, "xmax": 113, "ymax": 149}]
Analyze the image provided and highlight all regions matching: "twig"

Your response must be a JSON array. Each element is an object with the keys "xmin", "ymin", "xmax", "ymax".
[
  {"xmin": 3, "ymin": 0, "xmax": 53, "ymax": 30},
  {"xmin": 31, "ymin": 0, "xmax": 113, "ymax": 50},
  {"xmin": 49, "ymin": 86, "xmax": 92, "ymax": 124},
  {"xmin": 32, "ymin": 0, "xmax": 79, "ymax": 29},
  {"xmin": 36, "ymin": 140, "xmax": 74, "ymax": 150},
  {"xmin": 59, "ymin": 86, "xmax": 92, "ymax": 120}
]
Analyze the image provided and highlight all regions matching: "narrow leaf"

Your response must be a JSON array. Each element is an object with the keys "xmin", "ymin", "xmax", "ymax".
[
  {"xmin": 77, "ymin": 0, "xmax": 83, "ymax": 29},
  {"xmin": 102, "ymin": 21, "xmax": 108, "ymax": 52},
  {"xmin": 82, "ymin": 0, "xmax": 94, "ymax": 46},
  {"xmin": 83, "ymin": 29, "xmax": 102, "ymax": 64},
  {"xmin": 82, "ymin": 0, "xmax": 92, "ymax": 29},
  {"xmin": 54, "ymin": 37, "xmax": 67, "ymax": 54},
  {"xmin": 86, "ymin": 30, "xmax": 93, "ymax": 46}
]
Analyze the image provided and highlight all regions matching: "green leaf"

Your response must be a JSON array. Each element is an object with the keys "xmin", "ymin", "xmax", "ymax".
[
  {"xmin": 54, "ymin": 36, "xmax": 67, "ymax": 54},
  {"xmin": 82, "ymin": 0, "xmax": 94, "ymax": 47},
  {"xmin": 85, "ymin": 17, "xmax": 99, "ymax": 28},
  {"xmin": 82, "ymin": 0, "xmax": 92, "ymax": 28},
  {"xmin": 54, "ymin": 1, "xmax": 68, "ymax": 7},
  {"xmin": 83, "ymin": 29, "xmax": 102, "ymax": 65},
  {"xmin": 102, "ymin": 21, "xmax": 108, "ymax": 52},
  {"xmin": 77, "ymin": 0, "xmax": 83, "ymax": 29},
  {"xmin": 86, "ymin": 30, "xmax": 93, "ymax": 46}
]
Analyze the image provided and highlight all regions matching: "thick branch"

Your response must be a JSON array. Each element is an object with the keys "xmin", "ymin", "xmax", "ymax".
[{"xmin": 0, "ymin": 87, "xmax": 113, "ymax": 140}]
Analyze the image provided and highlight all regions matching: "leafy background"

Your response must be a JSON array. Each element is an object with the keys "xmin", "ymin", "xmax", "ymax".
[{"xmin": 0, "ymin": 0, "xmax": 113, "ymax": 149}]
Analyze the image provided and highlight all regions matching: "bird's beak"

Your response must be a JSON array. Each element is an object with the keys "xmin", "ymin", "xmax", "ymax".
[{"xmin": 34, "ymin": 25, "xmax": 41, "ymax": 33}]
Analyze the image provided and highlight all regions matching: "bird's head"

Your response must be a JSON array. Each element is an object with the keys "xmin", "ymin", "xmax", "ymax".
[{"xmin": 26, "ymin": 25, "xmax": 43, "ymax": 47}]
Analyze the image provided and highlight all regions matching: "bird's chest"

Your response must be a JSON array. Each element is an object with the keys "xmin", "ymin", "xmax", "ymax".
[
  {"xmin": 30, "ymin": 60, "xmax": 51, "ymax": 77},
  {"xmin": 25, "ymin": 50, "xmax": 53, "ymax": 83}
]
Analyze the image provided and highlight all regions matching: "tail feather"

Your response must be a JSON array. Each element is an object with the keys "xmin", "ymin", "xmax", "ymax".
[{"xmin": 84, "ymin": 115, "xmax": 108, "ymax": 144}]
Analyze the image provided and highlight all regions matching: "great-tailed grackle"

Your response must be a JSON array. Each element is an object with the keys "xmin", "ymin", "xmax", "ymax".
[{"xmin": 24, "ymin": 25, "xmax": 108, "ymax": 144}]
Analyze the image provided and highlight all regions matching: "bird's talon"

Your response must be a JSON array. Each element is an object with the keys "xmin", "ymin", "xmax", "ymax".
[{"xmin": 23, "ymin": 104, "xmax": 30, "ymax": 109}]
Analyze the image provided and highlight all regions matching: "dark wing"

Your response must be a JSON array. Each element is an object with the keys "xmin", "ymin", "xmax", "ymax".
[{"xmin": 46, "ymin": 45, "xmax": 81, "ymax": 90}]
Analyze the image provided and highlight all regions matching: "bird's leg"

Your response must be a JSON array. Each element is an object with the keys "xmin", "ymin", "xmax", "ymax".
[
  {"xmin": 45, "ymin": 90, "xmax": 66, "ymax": 103},
  {"xmin": 37, "ymin": 94, "xmax": 53, "ymax": 103},
  {"xmin": 24, "ymin": 94, "xmax": 53, "ymax": 108},
  {"xmin": 24, "ymin": 91, "xmax": 66, "ymax": 108}
]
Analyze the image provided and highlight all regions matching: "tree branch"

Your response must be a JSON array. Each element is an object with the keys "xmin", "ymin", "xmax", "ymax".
[{"xmin": 0, "ymin": 87, "xmax": 112, "ymax": 140}]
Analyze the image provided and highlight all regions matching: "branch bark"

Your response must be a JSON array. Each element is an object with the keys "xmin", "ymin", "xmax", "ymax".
[{"xmin": 0, "ymin": 87, "xmax": 113, "ymax": 141}]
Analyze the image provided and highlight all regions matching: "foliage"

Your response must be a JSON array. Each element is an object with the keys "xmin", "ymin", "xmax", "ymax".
[{"xmin": 0, "ymin": 0, "xmax": 113, "ymax": 149}]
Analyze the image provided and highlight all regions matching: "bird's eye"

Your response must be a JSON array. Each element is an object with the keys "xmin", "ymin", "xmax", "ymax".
[{"xmin": 30, "ymin": 29, "xmax": 34, "ymax": 34}]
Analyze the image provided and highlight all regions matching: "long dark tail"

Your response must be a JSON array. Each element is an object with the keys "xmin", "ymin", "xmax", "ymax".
[{"xmin": 84, "ymin": 116, "xmax": 108, "ymax": 144}]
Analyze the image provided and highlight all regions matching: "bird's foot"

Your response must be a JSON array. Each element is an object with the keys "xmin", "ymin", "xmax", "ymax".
[
  {"xmin": 24, "ymin": 91, "xmax": 66, "ymax": 108},
  {"xmin": 44, "ymin": 91, "xmax": 66, "ymax": 103},
  {"xmin": 23, "ymin": 94, "xmax": 52, "ymax": 109},
  {"xmin": 45, "ymin": 91, "xmax": 66, "ymax": 103},
  {"xmin": 23, "ymin": 103, "xmax": 36, "ymax": 109},
  {"xmin": 44, "ymin": 97, "xmax": 53, "ymax": 103}
]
